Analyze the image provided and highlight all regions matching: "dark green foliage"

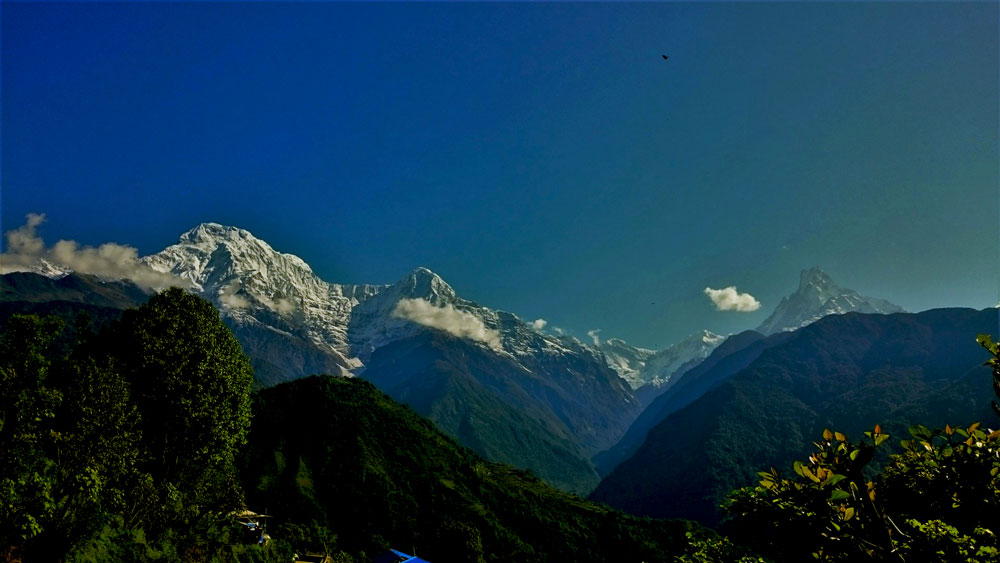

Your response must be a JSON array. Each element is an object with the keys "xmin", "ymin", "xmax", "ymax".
[
  {"xmin": 724, "ymin": 422, "xmax": 1000, "ymax": 562},
  {"xmin": 0, "ymin": 272, "xmax": 150, "ymax": 350},
  {"xmin": 0, "ymin": 288, "xmax": 256, "ymax": 561},
  {"xmin": 240, "ymin": 375, "xmax": 709, "ymax": 562},
  {"xmin": 0, "ymin": 313, "xmax": 146, "ymax": 560},
  {"xmin": 1, "ymin": 292, "xmax": 727, "ymax": 562},
  {"xmin": 114, "ymin": 288, "xmax": 254, "ymax": 519},
  {"xmin": 977, "ymin": 334, "xmax": 1000, "ymax": 418},
  {"xmin": 0, "ymin": 314, "xmax": 66, "ymax": 558}
]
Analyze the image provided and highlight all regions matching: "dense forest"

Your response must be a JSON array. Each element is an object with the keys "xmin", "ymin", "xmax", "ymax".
[
  {"xmin": 3, "ymin": 288, "xmax": 999, "ymax": 562},
  {"xmin": 0, "ymin": 290, "xmax": 746, "ymax": 562}
]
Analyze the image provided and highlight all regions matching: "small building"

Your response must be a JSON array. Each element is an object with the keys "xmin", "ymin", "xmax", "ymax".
[{"xmin": 230, "ymin": 509, "xmax": 272, "ymax": 546}]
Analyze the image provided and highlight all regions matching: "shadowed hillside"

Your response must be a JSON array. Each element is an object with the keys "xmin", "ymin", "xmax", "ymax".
[
  {"xmin": 240, "ymin": 375, "xmax": 701, "ymax": 562},
  {"xmin": 591, "ymin": 308, "xmax": 999, "ymax": 525}
]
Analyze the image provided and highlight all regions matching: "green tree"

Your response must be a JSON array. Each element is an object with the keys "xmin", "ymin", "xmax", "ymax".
[
  {"xmin": 0, "ymin": 313, "xmax": 149, "ymax": 560},
  {"xmin": 976, "ymin": 334, "xmax": 1000, "ymax": 418},
  {"xmin": 114, "ymin": 288, "xmax": 254, "ymax": 522},
  {"xmin": 41, "ymin": 316, "xmax": 143, "ymax": 558},
  {"xmin": 0, "ymin": 314, "xmax": 65, "ymax": 559}
]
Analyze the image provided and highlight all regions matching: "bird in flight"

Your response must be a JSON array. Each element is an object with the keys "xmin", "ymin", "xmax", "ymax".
[{"xmin": 662, "ymin": 55, "xmax": 669, "ymax": 60}]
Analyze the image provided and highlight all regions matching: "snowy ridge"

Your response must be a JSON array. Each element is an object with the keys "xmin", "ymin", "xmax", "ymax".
[
  {"xmin": 349, "ymin": 266, "xmax": 604, "ymax": 371},
  {"xmin": 143, "ymin": 223, "xmax": 385, "ymax": 368},
  {"xmin": 638, "ymin": 330, "xmax": 725, "ymax": 389},
  {"xmin": 139, "ymin": 223, "xmax": 599, "ymax": 377},
  {"xmin": 756, "ymin": 267, "xmax": 904, "ymax": 335},
  {"xmin": 595, "ymin": 339, "xmax": 655, "ymax": 387},
  {"xmin": 594, "ymin": 330, "xmax": 724, "ymax": 393}
]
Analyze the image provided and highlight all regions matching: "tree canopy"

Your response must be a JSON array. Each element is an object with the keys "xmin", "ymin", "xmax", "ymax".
[{"xmin": 0, "ymin": 289, "xmax": 255, "ymax": 562}]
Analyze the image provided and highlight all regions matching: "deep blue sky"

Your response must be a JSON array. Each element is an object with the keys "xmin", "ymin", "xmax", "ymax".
[{"xmin": 3, "ymin": 2, "xmax": 997, "ymax": 348}]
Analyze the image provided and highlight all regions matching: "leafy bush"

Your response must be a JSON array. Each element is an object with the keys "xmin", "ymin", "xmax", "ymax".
[{"xmin": 721, "ymin": 335, "xmax": 1000, "ymax": 562}]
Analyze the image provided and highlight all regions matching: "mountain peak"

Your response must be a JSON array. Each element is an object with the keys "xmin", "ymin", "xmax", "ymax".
[
  {"xmin": 677, "ymin": 329, "xmax": 724, "ymax": 344},
  {"xmin": 395, "ymin": 267, "xmax": 456, "ymax": 301},
  {"xmin": 180, "ymin": 222, "xmax": 248, "ymax": 243},
  {"xmin": 800, "ymin": 267, "xmax": 837, "ymax": 290},
  {"xmin": 757, "ymin": 268, "xmax": 903, "ymax": 335}
]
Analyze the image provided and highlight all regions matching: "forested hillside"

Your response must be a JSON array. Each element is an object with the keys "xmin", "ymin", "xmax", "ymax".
[
  {"xmin": 592, "ymin": 308, "xmax": 999, "ymax": 525},
  {"xmin": 241, "ymin": 375, "xmax": 706, "ymax": 562},
  {"xmin": 0, "ymin": 290, "xmax": 737, "ymax": 562}
]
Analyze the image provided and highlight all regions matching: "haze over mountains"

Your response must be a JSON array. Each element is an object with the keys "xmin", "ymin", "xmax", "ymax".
[{"xmin": 2, "ymin": 221, "xmax": 919, "ymax": 496}]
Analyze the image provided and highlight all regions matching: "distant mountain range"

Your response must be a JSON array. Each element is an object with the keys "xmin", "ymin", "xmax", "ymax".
[
  {"xmin": 592, "ymin": 267, "xmax": 903, "ymax": 407},
  {"xmin": 590, "ymin": 267, "xmax": 907, "ymax": 476},
  {"xmin": 1, "ymin": 222, "xmax": 911, "ymax": 496},
  {"xmin": 3, "ymin": 223, "xmax": 638, "ymax": 493},
  {"xmin": 590, "ymin": 307, "xmax": 998, "ymax": 525},
  {"xmin": 595, "ymin": 331, "xmax": 725, "ymax": 407}
]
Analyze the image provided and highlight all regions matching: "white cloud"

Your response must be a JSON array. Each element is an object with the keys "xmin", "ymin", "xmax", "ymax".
[
  {"xmin": 5, "ymin": 212, "xmax": 47, "ymax": 256},
  {"xmin": 218, "ymin": 281, "xmax": 297, "ymax": 315},
  {"xmin": 1, "ymin": 213, "xmax": 186, "ymax": 291},
  {"xmin": 393, "ymin": 298, "xmax": 502, "ymax": 350},
  {"xmin": 552, "ymin": 326, "xmax": 566, "ymax": 336},
  {"xmin": 704, "ymin": 286, "xmax": 761, "ymax": 312},
  {"xmin": 587, "ymin": 329, "xmax": 601, "ymax": 346},
  {"xmin": 531, "ymin": 318, "xmax": 548, "ymax": 331},
  {"xmin": 271, "ymin": 297, "xmax": 296, "ymax": 314},
  {"xmin": 218, "ymin": 283, "xmax": 251, "ymax": 309}
]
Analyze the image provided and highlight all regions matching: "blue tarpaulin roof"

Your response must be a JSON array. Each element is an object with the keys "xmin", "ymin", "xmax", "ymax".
[{"xmin": 372, "ymin": 549, "xmax": 431, "ymax": 563}]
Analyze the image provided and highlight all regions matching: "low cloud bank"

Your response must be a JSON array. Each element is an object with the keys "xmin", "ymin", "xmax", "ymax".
[
  {"xmin": 393, "ymin": 298, "xmax": 502, "ymax": 350},
  {"xmin": 531, "ymin": 318, "xmax": 548, "ymax": 331},
  {"xmin": 1, "ymin": 213, "xmax": 185, "ymax": 290},
  {"xmin": 704, "ymin": 286, "xmax": 761, "ymax": 312}
]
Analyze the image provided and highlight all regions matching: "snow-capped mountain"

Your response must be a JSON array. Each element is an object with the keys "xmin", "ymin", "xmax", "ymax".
[
  {"xmin": 756, "ymin": 267, "xmax": 905, "ymax": 335},
  {"xmin": 594, "ymin": 338, "xmax": 656, "ymax": 388},
  {"xmin": 138, "ymin": 223, "xmax": 640, "ymax": 490},
  {"xmin": 595, "ymin": 331, "xmax": 724, "ymax": 396},
  {"xmin": 143, "ymin": 223, "xmax": 385, "ymax": 374},
  {"xmin": 10, "ymin": 221, "xmax": 645, "ymax": 492},
  {"xmin": 637, "ymin": 330, "xmax": 724, "ymax": 389},
  {"xmin": 141, "ymin": 223, "xmax": 616, "ymax": 379}
]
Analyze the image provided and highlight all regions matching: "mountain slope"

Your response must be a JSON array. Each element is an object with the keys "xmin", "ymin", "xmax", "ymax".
[
  {"xmin": 756, "ymin": 267, "xmax": 904, "ymax": 335},
  {"xmin": 144, "ymin": 222, "xmax": 385, "ymax": 376},
  {"xmin": 632, "ymin": 330, "xmax": 725, "ymax": 405},
  {"xmin": 0, "ymin": 270, "xmax": 149, "ymax": 308},
  {"xmin": 17, "ymin": 223, "xmax": 642, "ymax": 495},
  {"xmin": 361, "ymin": 332, "xmax": 602, "ymax": 493},
  {"xmin": 590, "ymin": 308, "xmax": 998, "ymax": 525},
  {"xmin": 593, "ymin": 338, "xmax": 655, "ymax": 388},
  {"xmin": 239, "ymin": 375, "xmax": 699, "ymax": 562},
  {"xmin": 593, "ymin": 329, "xmax": 770, "ymax": 476},
  {"xmin": 0, "ymin": 272, "xmax": 150, "ymax": 343},
  {"xmin": 350, "ymin": 266, "xmax": 641, "ymax": 464},
  {"xmin": 593, "ymin": 268, "xmax": 906, "ymax": 477}
]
